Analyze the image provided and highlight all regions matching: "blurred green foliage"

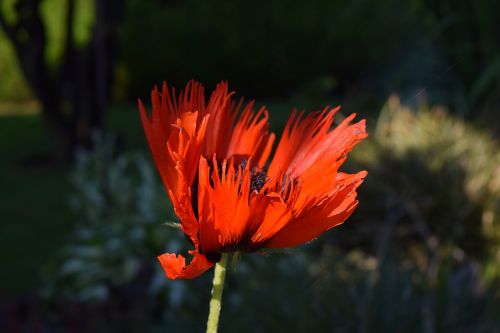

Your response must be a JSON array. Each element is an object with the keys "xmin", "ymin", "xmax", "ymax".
[
  {"xmin": 348, "ymin": 96, "xmax": 500, "ymax": 257},
  {"xmin": 34, "ymin": 99, "xmax": 500, "ymax": 331},
  {"xmin": 0, "ymin": 28, "xmax": 31, "ymax": 100},
  {"xmin": 1, "ymin": 0, "xmax": 499, "ymax": 330},
  {"xmin": 419, "ymin": 0, "xmax": 500, "ymax": 107},
  {"xmin": 42, "ymin": 133, "xmax": 171, "ymax": 302},
  {"xmin": 1, "ymin": 0, "xmax": 499, "ymax": 118},
  {"xmin": 119, "ymin": 0, "xmax": 420, "ymax": 99},
  {"xmin": 40, "ymin": 0, "xmax": 95, "ymax": 63}
]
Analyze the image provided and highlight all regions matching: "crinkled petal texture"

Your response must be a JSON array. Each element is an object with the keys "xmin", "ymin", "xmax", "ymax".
[
  {"xmin": 197, "ymin": 157, "xmax": 295, "ymax": 254},
  {"xmin": 139, "ymin": 81, "xmax": 367, "ymax": 280},
  {"xmin": 265, "ymin": 108, "xmax": 367, "ymax": 248}
]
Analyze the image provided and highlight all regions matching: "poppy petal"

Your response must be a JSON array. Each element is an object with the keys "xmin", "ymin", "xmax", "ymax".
[
  {"xmin": 263, "ymin": 108, "xmax": 367, "ymax": 248},
  {"xmin": 139, "ymin": 82, "xmax": 209, "ymax": 194},
  {"xmin": 139, "ymin": 97, "xmax": 177, "ymax": 193},
  {"xmin": 157, "ymin": 250, "xmax": 214, "ymax": 280},
  {"xmin": 203, "ymin": 82, "xmax": 237, "ymax": 158},
  {"xmin": 265, "ymin": 171, "xmax": 366, "ymax": 248},
  {"xmin": 140, "ymin": 82, "xmax": 211, "ymax": 256},
  {"xmin": 245, "ymin": 193, "xmax": 293, "ymax": 246},
  {"xmin": 202, "ymin": 82, "xmax": 275, "ymax": 168},
  {"xmin": 268, "ymin": 107, "xmax": 367, "ymax": 182},
  {"xmin": 197, "ymin": 157, "xmax": 295, "ymax": 252},
  {"xmin": 197, "ymin": 156, "xmax": 253, "ymax": 253},
  {"xmin": 226, "ymin": 105, "xmax": 275, "ymax": 168}
]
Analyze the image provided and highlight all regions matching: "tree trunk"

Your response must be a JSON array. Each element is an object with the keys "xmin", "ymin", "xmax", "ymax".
[{"xmin": 0, "ymin": 0, "xmax": 124, "ymax": 163}]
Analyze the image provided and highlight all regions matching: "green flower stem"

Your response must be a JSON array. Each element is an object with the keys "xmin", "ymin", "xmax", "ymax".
[{"xmin": 206, "ymin": 253, "xmax": 229, "ymax": 333}]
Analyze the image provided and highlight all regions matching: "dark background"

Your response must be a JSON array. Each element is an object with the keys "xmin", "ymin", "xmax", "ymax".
[{"xmin": 1, "ymin": 0, "xmax": 499, "ymax": 332}]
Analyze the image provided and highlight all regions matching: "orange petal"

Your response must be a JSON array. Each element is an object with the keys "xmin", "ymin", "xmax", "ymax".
[
  {"xmin": 200, "ymin": 82, "xmax": 275, "ymax": 168},
  {"xmin": 267, "ymin": 107, "xmax": 367, "ymax": 216},
  {"xmin": 157, "ymin": 250, "xmax": 214, "ymax": 280},
  {"xmin": 225, "ymin": 104, "xmax": 275, "ymax": 169},
  {"xmin": 197, "ymin": 156, "xmax": 253, "ymax": 253},
  {"xmin": 268, "ymin": 108, "xmax": 367, "ymax": 180},
  {"xmin": 140, "ymin": 81, "xmax": 211, "ymax": 254},
  {"xmin": 203, "ymin": 82, "xmax": 237, "ymax": 158},
  {"xmin": 265, "ymin": 171, "xmax": 366, "ymax": 248},
  {"xmin": 196, "ymin": 156, "xmax": 292, "ymax": 252},
  {"xmin": 139, "ymin": 82, "xmax": 209, "ymax": 195},
  {"xmin": 139, "ymin": 97, "xmax": 177, "ymax": 194},
  {"xmin": 246, "ymin": 193, "xmax": 293, "ymax": 246},
  {"xmin": 167, "ymin": 180, "xmax": 200, "ymax": 249}
]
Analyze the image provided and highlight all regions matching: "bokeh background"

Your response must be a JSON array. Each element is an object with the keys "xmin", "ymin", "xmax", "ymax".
[{"xmin": 1, "ymin": 0, "xmax": 500, "ymax": 332}]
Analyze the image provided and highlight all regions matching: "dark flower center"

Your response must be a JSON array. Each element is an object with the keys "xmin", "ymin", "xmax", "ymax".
[{"xmin": 239, "ymin": 159, "xmax": 267, "ymax": 193}]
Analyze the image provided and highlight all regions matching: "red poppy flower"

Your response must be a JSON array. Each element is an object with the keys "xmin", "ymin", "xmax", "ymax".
[{"xmin": 139, "ymin": 81, "xmax": 367, "ymax": 280}]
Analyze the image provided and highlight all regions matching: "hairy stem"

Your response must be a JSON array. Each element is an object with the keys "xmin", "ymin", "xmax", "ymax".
[{"xmin": 206, "ymin": 253, "xmax": 229, "ymax": 333}]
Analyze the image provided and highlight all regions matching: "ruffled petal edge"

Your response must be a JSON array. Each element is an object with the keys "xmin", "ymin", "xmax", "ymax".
[{"xmin": 157, "ymin": 250, "xmax": 214, "ymax": 280}]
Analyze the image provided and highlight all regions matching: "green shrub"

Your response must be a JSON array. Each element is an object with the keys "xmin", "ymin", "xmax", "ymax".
[
  {"xmin": 347, "ymin": 95, "xmax": 500, "ymax": 261},
  {"xmin": 42, "ymin": 132, "xmax": 173, "ymax": 302}
]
